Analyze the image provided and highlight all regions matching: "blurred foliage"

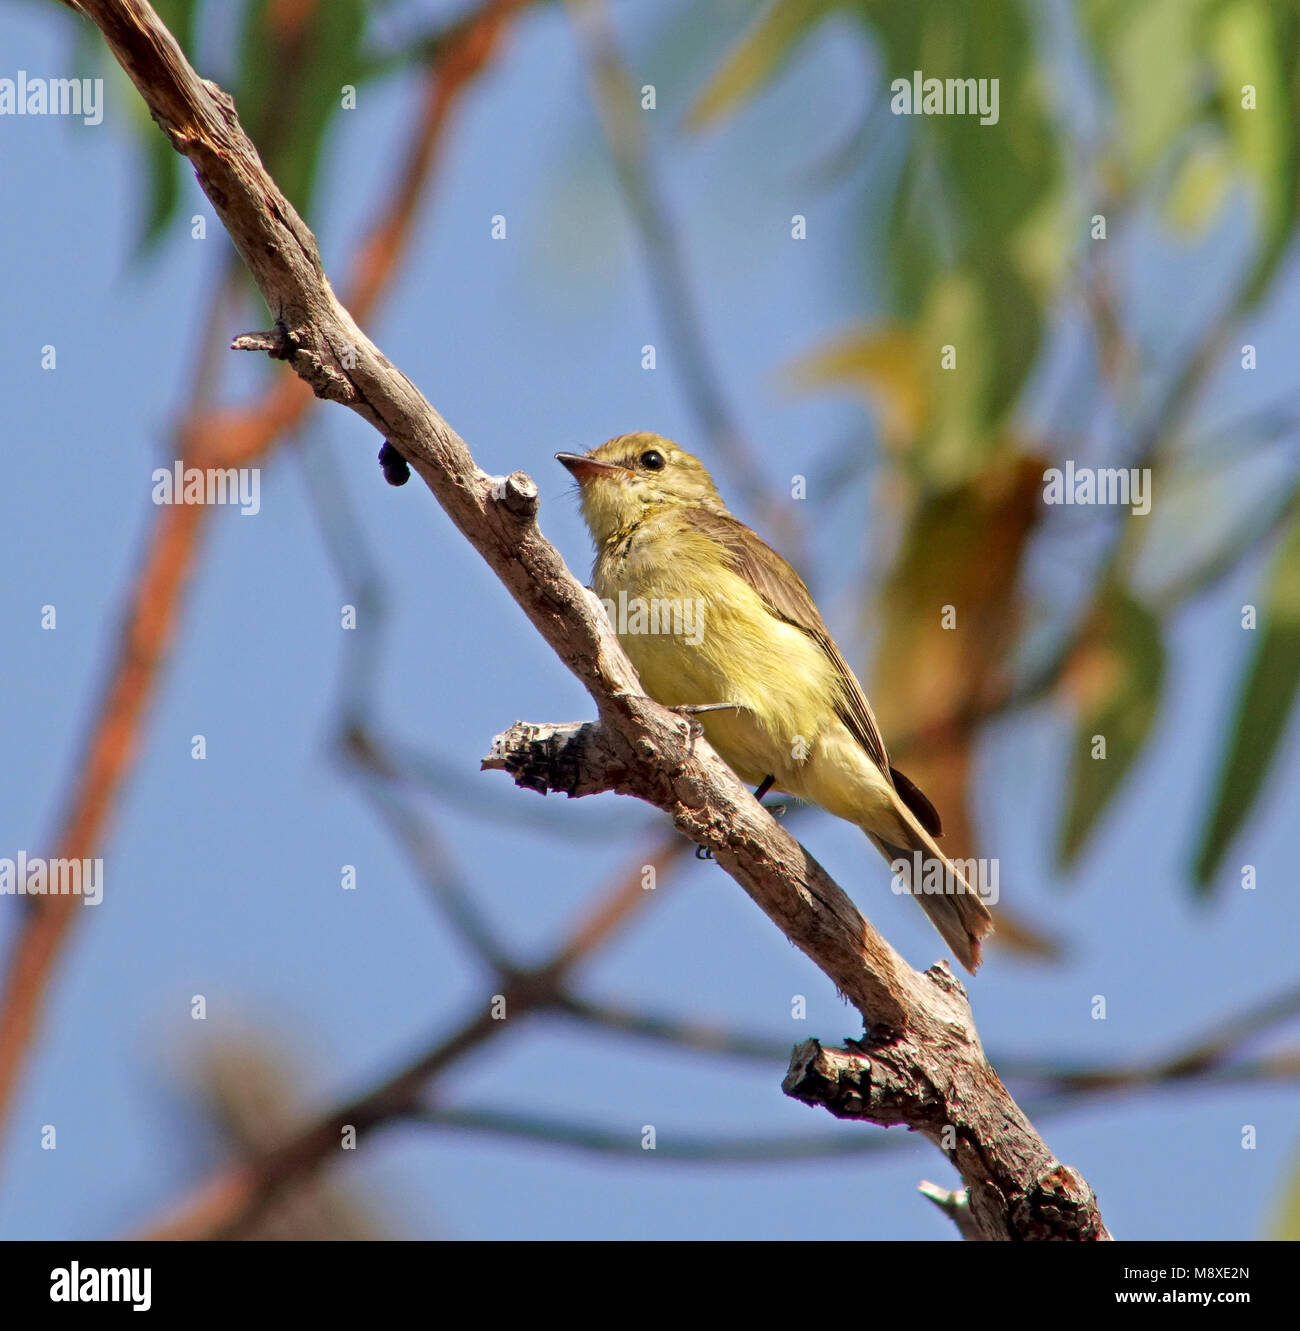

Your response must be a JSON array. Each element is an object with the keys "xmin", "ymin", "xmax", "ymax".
[
  {"xmin": 201, "ymin": 1041, "xmax": 392, "ymax": 1239},
  {"xmin": 687, "ymin": 0, "xmax": 1300, "ymax": 903},
  {"xmin": 786, "ymin": 324, "xmax": 926, "ymax": 449},
  {"xmin": 234, "ymin": 0, "xmax": 368, "ymax": 221},
  {"xmin": 1084, "ymin": 0, "xmax": 1300, "ymax": 302},
  {"xmin": 1271, "ymin": 1144, "xmax": 1300, "ymax": 1239},
  {"xmin": 871, "ymin": 456, "xmax": 1060, "ymax": 955},
  {"xmin": 1058, "ymin": 580, "xmax": 1165, "ymax": 868},
  {"xmin": 694, "ymin": 0, "xmax": 1062, "ymax": 485},
  {"xmin": 684, "ymin": 0, "xmax": 843, "ymax": 132},
  {"xmin": 88, "ymin": 0, "xmax": 372, "ymax": 255},
  {"xmin": 1194, "ymin": 502, "xmax": 1300, "ymax": 886}
]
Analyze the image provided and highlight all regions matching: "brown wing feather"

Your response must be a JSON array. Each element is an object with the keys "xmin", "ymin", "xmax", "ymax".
[
  {"xmin": 686, "ymin": 507, "xmax": 892, "ymax": 777},
  {"xmin": 889, "ymin": 765, "xmax": 943, "ymax": 837}
]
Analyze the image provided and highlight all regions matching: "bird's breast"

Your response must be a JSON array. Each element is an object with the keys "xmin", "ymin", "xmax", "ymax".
[{"xmin": 591, "ymin": 522, "xmax": 846, "ymax": 788}]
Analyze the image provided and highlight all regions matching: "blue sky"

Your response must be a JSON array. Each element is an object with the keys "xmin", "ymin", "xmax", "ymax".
[{"xmin": 1, "ymin": 0, "xmax": 1298, "ymax": 1240}]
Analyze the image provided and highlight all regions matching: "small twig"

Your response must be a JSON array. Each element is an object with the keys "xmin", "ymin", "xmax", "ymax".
[
  {"xmin": 351, "ymin": 761, "xmax": 515, "ymax": 973},
  {"xmin": 919, "ymin": 1181, "xmax": 981, "ymax": 1241}
]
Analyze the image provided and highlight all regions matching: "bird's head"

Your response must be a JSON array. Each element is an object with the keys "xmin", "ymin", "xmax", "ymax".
[{"xmin": 556, "ymin": 433, "xmax": 725, "ymax": 546}]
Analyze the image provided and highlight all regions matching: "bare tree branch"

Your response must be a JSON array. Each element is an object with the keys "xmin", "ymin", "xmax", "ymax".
[
  {"xmin": 141, "ymin": 862, "xmax": 658, "ymax": 1239},
  {"xmin": 784, "ymin": 1040, "xmax": 1109, "ymax": 1242},
  {"xmin": 414, "ymin": 1105, "xmax": 900, "ymax": 1162},
  {"xmin": 556, "ymin": 993, "xmax": 795, "ymax": 1061},
  {"xmin": 68, "ymin": 0, "xmax": 1109, "ymax": 1241},
  {"xmin": 482, "ymin": 723, "xmax": 1109, "ymax": 1240},
  {"xmin": 560, "ymin": 981, "xmax": 1300, "ymax": 1102}
]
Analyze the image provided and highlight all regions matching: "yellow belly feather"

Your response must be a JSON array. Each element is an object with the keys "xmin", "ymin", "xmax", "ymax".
[{"xmin": 592, "ymin": 513, "xmax": 878, "ymax": 805}]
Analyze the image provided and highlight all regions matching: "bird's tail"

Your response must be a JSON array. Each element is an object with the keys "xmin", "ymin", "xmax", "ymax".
[{"xmin": 864, "ymin": 786, "xmax": 994, "ymax": 973}]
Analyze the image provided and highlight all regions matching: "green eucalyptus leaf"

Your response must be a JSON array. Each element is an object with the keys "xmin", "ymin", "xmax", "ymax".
[
  {"xmin": 1058, "ymin": 582, "xmax": 1165, "ymax": 868},
  {"xmin": 1193, "ymin": 503, "xmax": 1300, "ymax": 890},
  {"xmin": 684, "ymin": 0, "xmax": 845, "ymax": 131},
  {"xmin": 236, "ymin": 0, "xmax": 368, "ymax": 218}
]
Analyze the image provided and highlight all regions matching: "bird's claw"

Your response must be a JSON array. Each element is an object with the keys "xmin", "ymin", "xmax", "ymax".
[{"xmin": 668, "ymin": 702, "xmax": 742, "ymax": 752}]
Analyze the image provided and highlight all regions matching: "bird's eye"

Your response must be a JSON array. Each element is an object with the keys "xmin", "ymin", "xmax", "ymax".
[{"xmin": 640, "ymin": 449, "xmax": 666, "ymax": 471}]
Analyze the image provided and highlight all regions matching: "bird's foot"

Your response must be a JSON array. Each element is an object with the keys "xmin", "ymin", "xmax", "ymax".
[{"xmin": 667, "ymin": 701, "xmax": 742, "ymax": 753}]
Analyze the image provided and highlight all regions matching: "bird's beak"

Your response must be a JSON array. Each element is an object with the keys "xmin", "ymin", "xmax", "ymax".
[{"xmin": 555, "ymin": 452, "xmax": 630, "ymax": 484}]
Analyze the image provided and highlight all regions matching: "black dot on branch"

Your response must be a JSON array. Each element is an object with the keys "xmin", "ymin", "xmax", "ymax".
[{"xmin": 378, "ymin": 440, "xmax": 410, "ymax": 486}]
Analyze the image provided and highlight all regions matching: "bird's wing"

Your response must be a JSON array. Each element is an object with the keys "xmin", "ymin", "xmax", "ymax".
[{"xmin": 687, "ymin": 506, "xmax": 893, "ymax": 777}]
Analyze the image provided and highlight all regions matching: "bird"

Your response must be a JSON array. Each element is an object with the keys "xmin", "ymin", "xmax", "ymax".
[{"xmin": 556, "ymin": 432, "xmax": 993, "ymax": 972}]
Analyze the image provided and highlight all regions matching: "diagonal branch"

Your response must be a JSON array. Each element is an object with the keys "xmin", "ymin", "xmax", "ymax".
[{"xmin": 68, "ymin": 0, "xmax": 1108, "ymax": 1241}]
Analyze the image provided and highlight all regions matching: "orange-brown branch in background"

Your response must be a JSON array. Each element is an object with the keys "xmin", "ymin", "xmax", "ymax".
[
  {"xmin": 0, "ymin": 0, "xmax": 527, "ymax": 1144},
  {"xmin": 142, "ymin": 839, "xmax": 679, "ymax": 1240}
]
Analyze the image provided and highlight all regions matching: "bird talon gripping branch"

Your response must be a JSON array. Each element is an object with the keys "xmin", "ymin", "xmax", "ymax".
[{"xmin": 668, "ymin": 701, "xmax": 741, "ymax": 750}]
